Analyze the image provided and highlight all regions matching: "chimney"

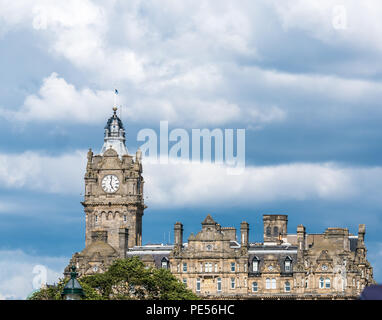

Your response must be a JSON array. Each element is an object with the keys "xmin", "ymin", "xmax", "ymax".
[
  {"xmin": 297, "ymin": 224, "xmax": 306, "ymax": 260},
  {"xmin": 119, "ymin": 228, "xmax": 129, "ymax": 258},
  {"xmin": 240, "ymin": 222, "xmax": 249, "ymax": 247},
  {"xmin": 174, "ymin": 222, "xmax": 183, "ymax": 248}
]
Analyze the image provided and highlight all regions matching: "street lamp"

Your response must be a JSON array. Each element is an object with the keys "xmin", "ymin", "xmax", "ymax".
[{"xmin": 61, "ymin": 265, "xmax": 85, "ymax": 300}]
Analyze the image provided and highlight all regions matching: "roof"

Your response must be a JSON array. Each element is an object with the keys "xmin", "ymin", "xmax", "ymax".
[{"xmin": 81, "ymin": 240, "xmax": 119, "ymax": 257}]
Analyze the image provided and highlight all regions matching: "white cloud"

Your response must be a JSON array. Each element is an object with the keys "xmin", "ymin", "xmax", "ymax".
[
  {"xmin": 1, "ymin": 73, "xmax": 112, "ymax": 124},
  {"xmin": 144, "ymin": 160, "xmax": 362, "ymax": 207},
  {"xmin": 0, "ymin": 150, "xmax": 86, "ymax": 194},
  {"xmin": 269, "ymin": 0, "xmax": 382, "ymax": 52},
  {"xmin": 1, "ymin": 150, "xmax": 382, "ymax": 209},
  {"xmin": 0, "ymin": 249, "xmax": 67, "ymax": 300},
  {"xmin": 1, "ymin": 72, "xmax": 285, "ymax": 127}
]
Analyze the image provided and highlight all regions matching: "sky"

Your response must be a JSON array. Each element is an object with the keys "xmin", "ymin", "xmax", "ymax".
[{"xmin": 0, "ymin": 0, "xmax": 382, "ymax": 299}]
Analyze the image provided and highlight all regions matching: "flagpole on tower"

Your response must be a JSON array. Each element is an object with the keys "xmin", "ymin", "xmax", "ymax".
[{"xmin": 114, "ymin": 89, "xmax": 118, "ymax": 110}]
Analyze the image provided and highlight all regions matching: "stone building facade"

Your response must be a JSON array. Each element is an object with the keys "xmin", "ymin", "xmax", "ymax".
[{"xmin": 65, "ymin": 107, "xmax": 375, "ymax": 299}]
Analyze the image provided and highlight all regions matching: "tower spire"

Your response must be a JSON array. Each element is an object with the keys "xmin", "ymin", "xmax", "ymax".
[{"xmin": 100, "ymin": 90, "xmax": 128, "ymax": 158}]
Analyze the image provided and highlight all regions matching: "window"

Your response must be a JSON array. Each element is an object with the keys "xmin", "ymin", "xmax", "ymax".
[
  {"xmin": 183, "ymin": 279, "xmax": 187, "ymax": 287},
  {"xmin": 95, "ymin": 216, "xmax": 98, "ymax": 223},
  {"xmin": 231, "ymin": 262, "xmax": 236, "ymax": 272},
  {"xmin": 196, "ymin": 278, "xmax": 201, "ymax": 292},
  {"xmin": 214, "ymin": 263, "xmax": 218, "ymax": 273},
  {"xmin": 217, "ymin": 278, "xmax": 222, "ymax": 292},
  {"xmin": 205, "ymin": 263, "xmax": 212, "ymax": 273},
  {"xmin": 266, "ymin": 226, "xmax": 271, "ymax": 237},
  {"xmin": 285, "ymin": 281, "xmax": 291, "ymax": 292},
  {"xmin": 325, "ymin": 278, "xmax": 331, "ymax": 289},
  {"xmin": 266, "ymin": 278, "xmax": 271, "ymax": 289},
  {"xmin": 123, "ymin": 215, "xmax": 127, "ymax": 222},
  {"xmin": 200, "ymin": 263, "xmax": 203, "ymax": 273},
  {"xmin": 230, "ymin": 278, "xmax": 235, "ymax": 289},
  {"xmin": 319, "ymin": 277, "xmax": 324, "ymax": 289},
  {"xmin": 284, "ymin": 257, "xmax": 292, "ymax": 273},
  {"xmin": 206, "ymin": 244, "xmax": 212, "ymax": 251},
  {"xmin": 271, "ymin": 278, "xmax": 277, "ymax": 289},
  {"xmin": 252, "ymin": 257, "xmax": 259, "ymax": 272},
  {"xmin": 252, "ymin": 282, "xmax": 258, "ymax": 292},
  {"xmin": 161, "ymin": 258, "xmax": 169, "ymax": 269},
  {"xmin": 183, "ymin": 263, "xmax": 187, "ymax": 272},
  {"xmin": 273, "ymin": 226, "xmax": 279, "ymax": 237}
]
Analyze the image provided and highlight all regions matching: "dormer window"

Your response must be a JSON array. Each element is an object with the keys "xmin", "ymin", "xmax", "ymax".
[{"xmin": 161, "ymin": 257, "xmax": 169, "ymax": 269}]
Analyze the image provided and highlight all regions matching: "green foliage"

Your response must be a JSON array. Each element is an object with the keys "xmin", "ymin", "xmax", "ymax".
[
  {"xmin": 28, "ymin": 278, "xmax": 102, "ymax": 300},
  {"xmin": 29, "ymin": 257, "xmax": 198, "ymax": 300}
]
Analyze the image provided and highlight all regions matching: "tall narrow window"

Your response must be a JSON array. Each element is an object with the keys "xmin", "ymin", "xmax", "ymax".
[
  {"xmin": 319, "ymin": 277, "xmax": 324, "ymax": 289},
  {"xmin": 196, "ymin": 278, "xmax": 201, "ymax": 292},
  {"xmin": 325, "ymin": 278, "xmax": 331, "ymax": 289},
  {"xmin": 217, "ymin": 278, "xmax": 222, "ymax": 292},
  {"xmin": 183, "ymin": 279, "xmax": 187, "ymax": 287},
  {"xmin": 284, "ymin": 257, "xmax": 292, "ymax": 273},
  {"xmin": 95, "ymin": 215, "xmax": 98, "ymax": 223},
  {"xmin": 214, "ymin": 263, "xmax": 218, "ymax": 273},
  {"xmin": 200, "ymin": 263, "xmax": 203, "ymax": 273},
  {"xmin": 252, "ymin": 257, "xmax": 259, "ymax": 272},
  {"xmin": 285, "ymin": 281, "xmax": 291, "ymax": 292},
  {"xmin": 266, "ymin": 278, "xmax": 271, "ymax": 289},
  {"xmin": 273, "ymin": 226, "xmax": 279, "ymax": 237},
  {"xmin": 271, "ymin": 278, "xmax": 276, "ymax": 289},
  {"xmin": 230, "ymin": 278, "xmax": 235, "ymax": 289},
  {"xmin": 231, "ymin": 262, "xmax": 236, "ymax": 272},
  {"xmin": 266, "ymin": 226, "xmax": 271, "ymax": 237},
  {"xmin": 252, "ymin": 282, "xmax": 258, "ymax": 292},
  {"xmin": 123, "ymin": 215, "xmax": 127, "ymax": 222},
  {"xmin": 183, "ymin": 263, "xmax": 187, "ymax": 272}
]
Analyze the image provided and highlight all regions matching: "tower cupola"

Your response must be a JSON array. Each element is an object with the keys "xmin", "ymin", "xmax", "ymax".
[{"xmin": 100, "ymin": 106, "xmax": 128, "ymax": 157}]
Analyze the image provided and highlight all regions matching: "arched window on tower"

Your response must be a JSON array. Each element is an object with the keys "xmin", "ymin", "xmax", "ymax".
[
  {"xmin": 266, "ymin": 226, "xmax": 271, "ymax": 237},
  {"xmin": 273, "ymin": 226, "xmax": 279, "ymax": 237}
]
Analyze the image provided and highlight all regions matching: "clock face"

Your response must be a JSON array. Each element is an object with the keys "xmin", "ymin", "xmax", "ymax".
[
  {"xmin": 268, "ymin": 265, "xmax": 273, "ymax": 271},
  {"xmin": 102, "ymin": 175, "xmax": 120, "ymax": 193}
]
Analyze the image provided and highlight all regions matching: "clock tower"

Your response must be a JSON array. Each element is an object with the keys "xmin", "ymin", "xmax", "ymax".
[
  {"xmin": 65, "ymin": 106, "xmax": 146, "ymax": 276},
  {"xmin": 84, "ymin": 106, "xmax": 145, "ymax": 252}
]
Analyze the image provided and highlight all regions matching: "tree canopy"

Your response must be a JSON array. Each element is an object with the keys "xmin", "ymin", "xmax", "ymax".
[{"xmin": 28, "ymin": 257, "xmax": 198, "ymax": 300}]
